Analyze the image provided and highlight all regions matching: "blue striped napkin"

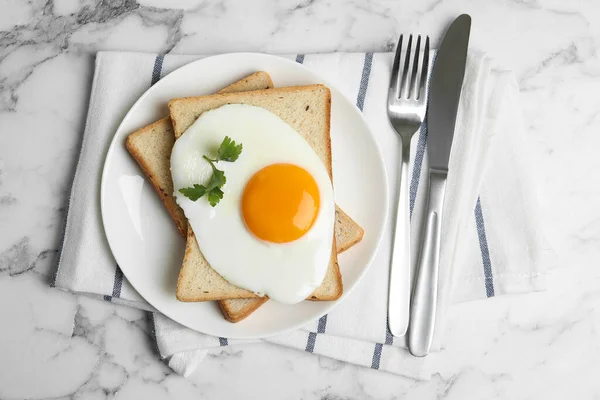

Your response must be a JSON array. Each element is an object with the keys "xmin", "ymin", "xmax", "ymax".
[{"xmin": 53, "ymin": 51, "xmax": 547, "ymax": 380}]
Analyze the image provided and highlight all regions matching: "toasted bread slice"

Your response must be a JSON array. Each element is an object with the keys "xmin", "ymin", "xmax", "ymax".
[
  {"xmin": 125, "ymin": 72, "xmax": 275, "ymax": 237},
  {"xmin": 169, "ymin": 85, "xmax": 331, "ymax": 142},
  {"xmin": 219, "ymin": 297, "xmax": 269, "ymax": 323},
  {"xmin": 126, "ymin": 117, "xmax": 186, "ymax": 235},
  {"xmin": 334, "ymin": 206, "xmax": 364, "ymax": 253},
  {"xmin": 170, "ymin": 85, "xmax": 344, "ymax": 302},
  {"xmin": 221, "ymin": 206, "xmax": 364, "ymax": 322}
]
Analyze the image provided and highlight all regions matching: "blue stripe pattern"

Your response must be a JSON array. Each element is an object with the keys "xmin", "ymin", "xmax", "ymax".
[
  {"xmin": 356, "ymin": 53, "xmax": 373, "ymax": 112},
  {"xmin": 305, "ymin": 332, "xmax": 317, "ymax": 352},
  {"xmin": 409, "ymin": 120, "xmax": 428, "ymax": 218},
  {"xmin": 112, "ymin": 266, "xmax": 123, "ymax": 297},
  {"xmin": 219, "ymin": 337, "xmax": 229, "ymax": 346},
  {"xmin": 371, "ymin": 317, "xmax": 394, "ymax": 369},
  {"xmin": 317, "ymin": 315, "xmax": 328, "ymax": 333},
  {"xmin": 151, "ymin": 54, "xmax": 165, "ymax": 85},
  {"xmin": 371, "ymin": 343, "xmax": 383, "ymax": 369},
  {"xmin": 113, "ymin": 265, "xmax": 123, "ymax": 297},
  {"xmin": 104, "ymin": 265, "xmax": 123, "ymax": 302},
  {"xmin": 474, "ymin": 197, "xmax": 495, "ymax": 297},
  {"xmin": 384, "ymin": 320, "xmax": 394, "ymax": 345},
  {"xmin": 308, "ymin": 314, "xmax": 327, "ymax": 351}
]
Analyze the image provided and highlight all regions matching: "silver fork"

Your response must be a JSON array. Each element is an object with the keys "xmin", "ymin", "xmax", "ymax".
[{"xmin": 387, "ymin": 34, "xmax": 430, "ymax": 337}]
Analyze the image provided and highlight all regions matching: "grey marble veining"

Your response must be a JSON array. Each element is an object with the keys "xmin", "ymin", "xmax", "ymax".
[{"xmin": 1, "ymin": 0, "xmax": 600, "ymax": 398}]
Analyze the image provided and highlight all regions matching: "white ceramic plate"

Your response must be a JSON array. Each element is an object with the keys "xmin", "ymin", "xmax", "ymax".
[{"xmin": 101, "ymin": 53, "xmax": 388, "ymax": 339}]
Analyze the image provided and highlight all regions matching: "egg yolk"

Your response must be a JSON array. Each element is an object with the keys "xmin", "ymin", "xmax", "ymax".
[{"xmin": 242, "ymin": 163, "xmax": 320, "ymax": 243}]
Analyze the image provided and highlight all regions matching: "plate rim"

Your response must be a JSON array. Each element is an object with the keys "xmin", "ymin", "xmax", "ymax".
[{"xmin": 100, "ymin": 52, "xmax": 389, "ymax": 339}]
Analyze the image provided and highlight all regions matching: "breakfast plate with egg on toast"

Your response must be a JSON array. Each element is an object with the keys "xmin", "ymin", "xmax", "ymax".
[{"xmin": 101, "ymin": 53, "xmax": 388, "ymax": 339}]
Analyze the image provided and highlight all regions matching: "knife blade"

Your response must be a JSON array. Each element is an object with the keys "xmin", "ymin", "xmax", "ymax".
[
  {"xmin": 408, "ymin": 14, "xmax": 471, "ymax": 357},
  {"xmin": 427, "ymin": 14, "xmax": 471, "ymax": 171}
]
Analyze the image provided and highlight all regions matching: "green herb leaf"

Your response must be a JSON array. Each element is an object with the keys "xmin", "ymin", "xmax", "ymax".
[
  {"xmin": 206, "ymin": 187, "xmax": 224, "ymax": 207},
  {"xmin": 179, "ymin": 184, "xmax": 207, "ymax": 201},
  {"xmin": 217, "ymin": 136, "xmax": 243, "ymax": 162}
]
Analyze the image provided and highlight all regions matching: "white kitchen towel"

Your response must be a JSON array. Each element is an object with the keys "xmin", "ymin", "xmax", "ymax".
[{"xmin": 52, "ymin": 51, "xmax": 547, "ymax": 381}]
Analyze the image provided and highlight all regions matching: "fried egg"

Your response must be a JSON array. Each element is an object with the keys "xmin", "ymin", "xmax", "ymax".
[{"xmin": 171, "ymin": 104, "xmax": 335, "ymax": 304}]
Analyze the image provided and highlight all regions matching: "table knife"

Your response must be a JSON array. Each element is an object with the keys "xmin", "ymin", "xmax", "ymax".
[{"xmin": 408, "ymin": 14, "xmax": 471, "ymax": 357}]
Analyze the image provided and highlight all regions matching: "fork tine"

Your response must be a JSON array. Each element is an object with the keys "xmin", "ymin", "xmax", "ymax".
[
  {"xmin": 418, "ymin": 36, "xmax": 430, "ymax": 100},
  {"xmin": 390, "ymin": 34, "xmax": 403, "ymax": 99},
  {"xmin": 400, "ymin": 34, "xmax": 412, "ymax": 98},
  {"xmin": 409, "ymin": 35, "xmax": 422, "ymax": 99}
]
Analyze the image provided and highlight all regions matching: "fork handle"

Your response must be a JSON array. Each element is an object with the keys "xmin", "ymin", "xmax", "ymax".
[
  {"xmin": 408, "ymin": 169, "xmax": 447, "ymax": 357},
  {"xmin": 388, "ymin": 143, "xmax": 411, "ymax": 337}
]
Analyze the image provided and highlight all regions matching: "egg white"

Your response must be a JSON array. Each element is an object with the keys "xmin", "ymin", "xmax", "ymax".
[{"xmin": 171, "ymin": 104, "xmax": 335, "ymax": 304}]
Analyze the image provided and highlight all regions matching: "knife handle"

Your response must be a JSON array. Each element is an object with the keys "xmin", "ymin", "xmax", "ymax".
[{"xmin": 408, "ymin": 169, "xmax": 446, "ymax": 357}]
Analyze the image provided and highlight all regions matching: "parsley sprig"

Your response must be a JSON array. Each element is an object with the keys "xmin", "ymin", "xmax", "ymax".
[{"xmin": 179, "ymin": 136, "xmax": 243, "ymax": 207}]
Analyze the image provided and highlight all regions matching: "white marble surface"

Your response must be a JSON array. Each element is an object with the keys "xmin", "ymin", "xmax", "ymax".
[{"xmin": 1, "ymin": 0, "xmax": 599, "ymax": 398}]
